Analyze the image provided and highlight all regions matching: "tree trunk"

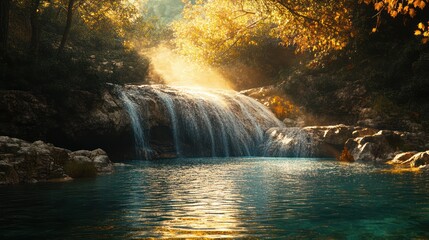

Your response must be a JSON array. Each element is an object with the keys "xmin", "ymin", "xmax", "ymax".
[
  {"xmin": 0, "ymin": 0, "xmax": 11, "ymax": 58},
  {"xmin": 57, "ymin": 0, "xmax": 76, "ymax": 57},
  {"xmin": 30, "ymin": 0, "xmax": 41, "ymax": 57}
]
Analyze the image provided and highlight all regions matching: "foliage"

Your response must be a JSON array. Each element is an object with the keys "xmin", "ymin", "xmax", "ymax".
[
  {"xmin": 172, "ymin": 0, "xmax": 353, "ymax": 64},
  {"xmin": 265, "ymin": 96, "xmax": 300, "ymax": 120},
  {"xmin": 64, "ymin": 161, "xmax": 97, "ymax": 178},
  {"xmin": 361, "ymin": 0, "xmax": 429, "ymax": 42},
  {"xmin": 1, "ymin": 0, "xmax": 155, "ymax": 92},
  {"xmin": 337, "ymin": 147, "xmax": 355, "ymax": 162}
]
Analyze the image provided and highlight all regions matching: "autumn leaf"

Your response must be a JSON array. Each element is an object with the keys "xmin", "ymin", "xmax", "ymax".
[
  {"xmin": 409, "ymin": 8, "xmax": 416, "ymax": 17},
  {"xmin": 415, "ymin": 30, "xmax": 422, "ymax": 35},
  {"xmin": 418, "ymin": 0, "xmax": 426, "ymax": 9},
  {"xmin": 375, "ymin": 2, "xmax": 384, "ymax": 11}
]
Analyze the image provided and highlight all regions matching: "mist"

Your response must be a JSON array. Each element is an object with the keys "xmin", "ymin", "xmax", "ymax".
[{"xmin": 145, "ymin": 46, "xmax": 234, "ymax": 89}]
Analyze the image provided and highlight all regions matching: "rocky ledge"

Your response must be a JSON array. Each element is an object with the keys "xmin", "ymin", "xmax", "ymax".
[
  {"xmin": 0, "ymin": 136, "xmax": 113, "ymax": 184},
  {"xmin": 265, "ymin": 124, "xmax": 429, "ymax": 169}
]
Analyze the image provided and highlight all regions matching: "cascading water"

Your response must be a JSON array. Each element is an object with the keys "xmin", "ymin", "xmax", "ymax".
[
  {"xmin": 118, "ymin": 84, "xmax": 314, "ymax": 159},
  {"xmin": 119, "ymin": 90, "xmax": 153, "ymax": 159},
  {"xmin": 263, "ymin": 127, "xmax": 314, "ymax": 157}
]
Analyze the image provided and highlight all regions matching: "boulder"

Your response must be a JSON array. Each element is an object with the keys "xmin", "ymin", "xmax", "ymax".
[
  {"xmin": 0, "ymin": 136, "xmax": 113, "ymax": 184},
  {"xmin": 346, "ymin": 129, "xmax": 428, "ymax": 163},
  {"xmin": 70, "ymin": 148, "xmax": 113, "ymax": 173},
  {"xmin": 389, "ymin": 150, "xmax": 429, "ymax": 169},
  {"xmin": 410, "ymin": 151, "xmax": 429, "ymax": 168},
  {"xmin": 345, "ymin": 130, "xmax": 403, "ymax": 162}
]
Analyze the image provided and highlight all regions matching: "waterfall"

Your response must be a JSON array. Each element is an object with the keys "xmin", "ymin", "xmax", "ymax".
[
  {"xmin": 119, "ymin": 90, "xmax": 153, "ymax": 159},
  {"xmin": 118, "ymin": 84, "xmax": 315, "ymax": 159},
  {"xmin": 263, "ymin": 127, "xmax": 314, "ymax": 157}
]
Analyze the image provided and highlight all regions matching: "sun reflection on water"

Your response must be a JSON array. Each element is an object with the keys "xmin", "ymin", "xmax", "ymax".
[
  {"xmin": 2, "ymin": 158, "xmax": 429, "ymax": 239},
  {"xmin": 129, "ymin": 163, "xmax": 249, "ymax": 238}
]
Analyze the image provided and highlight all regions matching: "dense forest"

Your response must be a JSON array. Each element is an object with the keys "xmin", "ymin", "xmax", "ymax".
[{"xmin": 1, "ymin": 0, "xmax": 429, "ymax": 130}]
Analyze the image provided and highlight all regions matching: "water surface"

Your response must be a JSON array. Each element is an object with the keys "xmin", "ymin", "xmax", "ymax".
[{"xmin": 1, "ymin": 158, "xmax": 429, "ymax": 239}]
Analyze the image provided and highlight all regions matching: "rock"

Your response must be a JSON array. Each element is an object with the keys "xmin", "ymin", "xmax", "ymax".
[
  {"xmin": 69, "ymin": 148, "xmax": 113, "ymax": 173},
  {"xmin": 264, "ymin": 125, "xmax": 357, "ymax": 157},
  {"xmin": 304, "ymin": 124, "xmax": 358, "ymax": 146},
  {"xmin": 352, "ymin": 128, "xmax": 378, "ymax": 138},
  {"xmin": 345, "ymin": 129, "xmax": 428, "ymax": 163},
  {"xmin": 389, "ymin": 151, "xmax": 417, "ymax": 164},
  {"xmin": 0, "ymin": 161, "xmax": 19, "ymax": 184},
  {"xmin": 409, "ymin": 151, "xmax": 429, "ymax": 168},
  {"xmin": 0, "ymin": 136, "xmax": 113, "ymax": 184},
  {"xmin": 388, "ymin": 150, "xmax": 429, "ymax": 169},
  {"xmin": 345, "ymin": 130, "xmax": 404, "ymax": 162},
  {"xmin": 282, "ymin": 117, "xmax": 306, "ymax": 127},
  {"xmin": 0, "ymin": 89, "xmax": 132, "ymax": 160}
]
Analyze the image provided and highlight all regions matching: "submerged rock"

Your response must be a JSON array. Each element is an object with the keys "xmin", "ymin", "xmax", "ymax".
[{"xmin": 0, "ymin": 136, "xmax": 113, "ymax": 184}]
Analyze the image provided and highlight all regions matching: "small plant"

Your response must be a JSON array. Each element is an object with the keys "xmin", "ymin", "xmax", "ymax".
[
  {"xmin": 337, "ymin": 147, "xmax": 354, "ymax": 162},
  {"xmin": 268, "ymin": 96, "xmax": 300, "ymax": 120},
  {"xmin": 64, "ymin": 161, "xmax": 97, "ymax": 178}
]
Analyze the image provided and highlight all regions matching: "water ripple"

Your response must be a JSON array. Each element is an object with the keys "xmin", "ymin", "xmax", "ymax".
[{"xmin": 1, "ymin": 158, "xmax": 429, "ymax": 239}]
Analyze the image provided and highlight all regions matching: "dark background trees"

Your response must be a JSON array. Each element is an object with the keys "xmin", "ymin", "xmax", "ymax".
[{"xmin": 0, "ymin": 0, "xmax": 154, "ymax": 93}]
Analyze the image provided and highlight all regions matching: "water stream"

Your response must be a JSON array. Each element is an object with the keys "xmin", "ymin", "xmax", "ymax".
[{"xmin": 119, "ymin": 85, "xmax": 286, "ymax": 159}]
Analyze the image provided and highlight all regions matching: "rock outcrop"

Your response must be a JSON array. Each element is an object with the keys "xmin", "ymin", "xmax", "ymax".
[
  {"xmin": 264, "ymin": 124, "xmax": 428, "ymax": 162},
  {"xmin": 345, "ymin": 130, "xmax": 426, "ymax": 162},
  {"xmin": 0, "ymin": 87, "xmax": 135, "ymax": 160},
  {"xmin": 0, "ymin": 136, "xmax": 113, "ymax": 184}
]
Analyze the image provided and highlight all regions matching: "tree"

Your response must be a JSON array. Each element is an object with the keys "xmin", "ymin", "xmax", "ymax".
[
  {"xmin": 172, "ymin": 0, "xmax": 353, "ymax": 64},
  {"xmin": 56, "ymin": 0, "xmax": 143, "ymax": 56},
  {"xmin": 30, "ymin": 0, "xmax": 42, "ymax": 57},
  {"xmin": 0, "ymin": 0, "xmax": 11, "ymax": 58},
  {"xmin": 58, "ymin": 0, "xmax": 76, "ymax": 57}
]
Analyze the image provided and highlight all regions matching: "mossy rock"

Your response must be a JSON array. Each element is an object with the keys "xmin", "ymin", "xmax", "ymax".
[{"xmin": 64, "ymin": 161, "xmax": 97, "ymax": 178}]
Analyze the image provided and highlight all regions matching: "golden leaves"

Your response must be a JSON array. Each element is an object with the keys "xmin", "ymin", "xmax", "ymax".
[
  {"xmin": 416, "ymin": 21, "xmax": 429, "ymax": 42},
  {"xmin": 374, "ymin": 2, "xmax": 384, "ymax": 11},
  {"xmin": 172, "ymin": 0, "xmax": 353, "ymax": 63},
  {"xmin": 364, "ymin": 0, "xmax": 428, "ymax": 43},
  {"xmin": 268, "ymin": 96, "xmax": 300, "ymax": 119}
]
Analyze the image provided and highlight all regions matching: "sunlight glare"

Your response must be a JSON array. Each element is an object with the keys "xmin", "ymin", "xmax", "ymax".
[{"xmin": 144, "ymin": 45, "xmax": 233, "ymax": 89}]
